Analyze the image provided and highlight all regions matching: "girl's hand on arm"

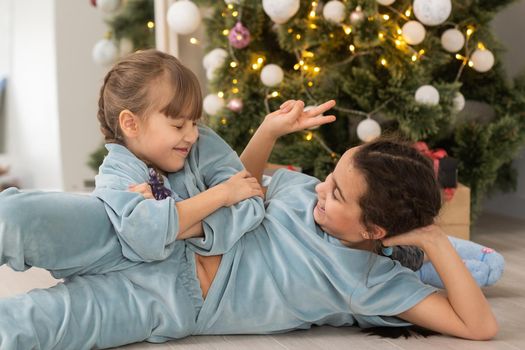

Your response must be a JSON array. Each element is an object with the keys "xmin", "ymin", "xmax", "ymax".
[
  {"xmin": 128, "ymin": 183, "xmax": 154, "ymax": 199},
  {"xmin": 218, "ymin": 170, "xmax": 264, "ymax": 207},
  {"xmin": 386, "ymin": 225, "xmax": 498, "ymax": 340}
]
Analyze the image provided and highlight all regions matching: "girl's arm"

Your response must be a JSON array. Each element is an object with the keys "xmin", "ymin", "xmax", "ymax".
[
  {"xmin": 129, "ymin": 170, "xmax": 262, "ymax": 240},
  {"xmin": 240, "ymin": 100, "xmax": 336, "ymax": 186},
  {"xmin": 387, "ymin": 225, "xmax": 498, "ymax": 340}
]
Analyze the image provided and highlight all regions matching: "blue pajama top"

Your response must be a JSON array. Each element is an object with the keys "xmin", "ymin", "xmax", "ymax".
[
  {"xmin": 193, "ymin": 169, "xmax": 437, "ymax": 334},
  {"xmin": 93, "ymin": 125, "xmax": 436, "ymax": 333}
]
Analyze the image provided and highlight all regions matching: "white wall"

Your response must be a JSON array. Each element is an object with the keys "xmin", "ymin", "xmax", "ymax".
[
  {"xmin": 484, "ymin": 0, "xmax": 525, "ymax": 219},
  {"xmin": 3, "ymin": 0, "xmax": 63, "ymax": 189},
  {"xmin": 54, "ymin": 0, "xmax": 107, "ymax": 191},
  {"xmin": 1, "ymin": 0, "xmax": 107, "ymax": 190}
]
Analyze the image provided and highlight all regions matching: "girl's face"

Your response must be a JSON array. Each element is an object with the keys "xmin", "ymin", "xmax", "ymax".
[
  {"xmin": 314, "ymin": 147, "xmax": 369, "ymax": 248},
  {"xmin": 134, "ymin": 112, "xmax": 199, "ymax": 173}
]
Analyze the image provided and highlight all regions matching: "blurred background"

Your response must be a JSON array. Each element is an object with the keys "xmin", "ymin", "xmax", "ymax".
[{"xmin": 0, "ymin": 0, "xmax": 523, "ymax": 221}]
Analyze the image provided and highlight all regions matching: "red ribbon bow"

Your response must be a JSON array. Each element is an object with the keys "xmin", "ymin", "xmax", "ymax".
[{"xmin": 413, "ymin": 142, "xmax": 456, "ymax": 201}]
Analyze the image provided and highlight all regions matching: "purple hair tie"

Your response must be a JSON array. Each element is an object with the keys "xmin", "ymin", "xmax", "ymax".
[{"xmin": 148, "ymin": 168, "xmax": 172, "ymax": 200}]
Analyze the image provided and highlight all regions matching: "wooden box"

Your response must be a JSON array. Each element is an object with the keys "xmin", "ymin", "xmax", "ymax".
[{"xmin": 435, "ymin": 183, "xmax": 470, "ymax": 240}]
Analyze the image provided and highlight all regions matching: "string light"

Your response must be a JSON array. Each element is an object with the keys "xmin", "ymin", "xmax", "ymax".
[
  {"xmin": 456, "ymin": 54, "xmax": 466, "ymax": 60},
  {"xmin": 349, "ymin": 44, "xmax": 356, "ymax": 52},
  {"xmin": 303, "ymin": 65, "xmax": 309, "ymax": 71},
  {"xmin": 257, "ymin": 57, "xmax": 264, "ymax": 64},
  {"xmin": 310, "ymin": 24, "xmax": 318, "ymax": 29},
  {"xmin": 466, "ymin": 26, "xmax": 475, "ymax": 38},
  {"xmin": 288, "ymin": 28, "xmax": 293, "ymax": 33},
  {"xmin": 220, "ymin": 117, "xmax": 228, "ymax": 125},
  {"xmin": 313, "ymin": 66, "xmax": 321, "ymax": 73},
  {"xmin": 305, "ymin": 132, "xmax": 314, "ymax": 141},
  {"xmin": 294, "ymin": 64, "xmax": 300, "ymax": 70},
  {"xmin": 378, "ymin": 32, "xmax": 385, "ymax": 40},
  {"xmin": 189, "ymin": 37, "xmax": 199, "ymax": 44},
  {"xmin": 397, "ymin": 28, "xmax": 403, "ymax": 35},
  {"xmin": 411, "ymin": 54, "xmax": 417, "ymax": 61},
  {"xmin": 232, "ymin": 11, "xmax": 238, "ymax": 17},
  {"xmin": 380, "ymin": 58, "xmax": 388, "ymax": 66},
  {"xmin": 405, "ymin": 8, "xmax": 412, "ymax": 17},
  {"xmin": 232, "ymin": 87, "xmax": 239, "ymax": 94},
  {"xmin": 232, "ymin": 79, "xmax": 238, "ymax": 84},
  {"xmin": 477, "ymin": 42, "xmax": 486, "ymax": 50},
  {"xmin": 468, "ymin": 60, "xmax": 474, "ymax": 67},
  {"xmin": 230, "ymin": 61, "xmax": 238, "ymax": 68},
  {"xmin": 307, "ymin": 81, "xmax": 314, "ymax": 87},
  {"xmin": 382, "ymin": 14, "xmax": 390, "ymax": 20},
  {"xmin": 217, "ymin": 91, "xmax": 224, "ymax": 98},
  {"xmin": 271, "ymin": 91, "xmax": 280, "ymax": 97},
  {"xmin": 147, "ymin": 21, "xmax": 155, "ymax": 29},
  {"xmin": 342, "ymin": 25, "xmax": 352, "ymax": 35},
  {"xmin": 227, "ymin": 4, "xmax": 234, "ymax": 10},
  {"xmin": 296, "ymin": 34, "xmax": 302, "ymax": 40},
  {"xmin": 222, "ymin": 29, "xmax": 229, "ymax": 36},
  {"xmin": 303, "ymin": 51, "xmax": 314, "ymax": 58}
]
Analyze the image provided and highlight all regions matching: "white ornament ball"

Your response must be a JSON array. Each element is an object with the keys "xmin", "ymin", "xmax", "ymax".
[
  {"xmin": 92, "ymin": 39, "xmax": 119, "ymax": 66},
  {"xmin": 415, "ymin": 85, "xmax": 440, "ymax": 106},
  {"xmin": 470, "ymin": 49, "xmax": 495, "ymax": 73},
  {"xmin": 260, "ymin": 64, "xmax": 284, "ymax": 87},
  {"xmin": 206, "ymin": 68, "xmax": 216, "ymax": 81},
  {"xmin": 97, "ymin": 0, "xmax": 121, "ymax": 13},
  {"xmin": 376, "ymin": 0, "xmax": 396, "ymax": 5},
  {"xmin": 413, "ymin": 0, "xmax": 452, "ymax": 26},
  {"xmin": 203, "ymin": 94, "xmax": 224, "ymax": 115},
  {"xmin": 402, "ymin": 21, "xmax": 426, "ymax": 45},
  {"xmin": 167, "ymin": 0, "xmax": 202, "ymax": 35},
  {"xmin": 323, "ymin": 1, "xmax": 346, "ymax": 24},
  {"xmin": 119, "ymin": 38, "xmax": 134, "ymax": 56},
  {"xmin": 357, "ymin": 118, "xmax": 381, "ymax": 142},
  {"xmin": 453, "ymin": 92, "xmax": 465, "ymax": 112},
  {"xmin": 304, "ymin": 106, "xmax": 322, "ymax": 130},
  {"xmin": 202, "ymin": 48, "xmax": 228, "ymax": 71},
  {"xmin": 441, "ymin": 28, "xmax": 465, "ymax": 53},
  {"xmin": 262, "ymin": 0, "xmax": 300, "ymax": 24},
  {"xmin": 349, "ymin": 7, "xmax": 365, "ymax": 25}
]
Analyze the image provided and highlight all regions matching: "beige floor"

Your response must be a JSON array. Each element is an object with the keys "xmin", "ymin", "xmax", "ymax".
[{"xmin": 1, "ymin": 212, "xmax": 524, "ymax": 350}]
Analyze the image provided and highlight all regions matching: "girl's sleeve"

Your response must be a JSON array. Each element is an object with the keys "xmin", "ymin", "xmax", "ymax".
[
  {"xmin": 92, "ymin": 145, "xmax": 180, "ymax": 262},
  {"xmin": 186, "ymin": 126, "xmax": 265, "ymax": 255},
  {"xmin": 350, "ymin": 259, "xmax": 437, "ymax": 328}
]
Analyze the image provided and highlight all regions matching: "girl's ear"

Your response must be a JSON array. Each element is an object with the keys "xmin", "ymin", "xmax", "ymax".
[
  {"xmin": 369, "ymin": 225, "xmax": 387, "ymax": 240},
  {"xmin": 119, "ymin": 110, "xmax": 140, "ymax": 138}
]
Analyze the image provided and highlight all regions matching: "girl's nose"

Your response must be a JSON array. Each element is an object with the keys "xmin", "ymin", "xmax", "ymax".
[
  {"xmin": 183, "ymin": 123, "xmax": 199, "ymax": 143},
  {"xmin": 315, "ymin": 182, "xmax": 326, "ymax": 198}
]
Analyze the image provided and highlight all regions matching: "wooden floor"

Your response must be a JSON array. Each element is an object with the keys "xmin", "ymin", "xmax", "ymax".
[{"xmin": 1, "ymin": 212, "xmax": 524, "ymax": 349}]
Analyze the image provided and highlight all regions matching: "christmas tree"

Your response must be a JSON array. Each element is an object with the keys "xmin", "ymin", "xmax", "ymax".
[{"xmin": 189, "ymin": 0, "xmax": 525, "ymax": 216}]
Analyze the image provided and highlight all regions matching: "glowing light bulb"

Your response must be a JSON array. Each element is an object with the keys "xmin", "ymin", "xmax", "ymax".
[
  {"xmin": 222, "ymin": 29, "xmax": 230, "ymax": 36},
  {"xmin": 305, "ymin": 132, "xmax": 313, "ymax": 141},
  {"xmin": 218, "ymin": 91, "xmax": 224, "ymax": 98},
  {"xmin": 230, "ymin": 61, "xmax": 238, "ymax": 68},
  {"xmin": 147, "ymin": 21, "xmax": 155, "ymax": 29}
]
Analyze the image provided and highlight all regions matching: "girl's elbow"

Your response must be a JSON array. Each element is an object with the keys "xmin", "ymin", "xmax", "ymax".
[{"xmin": 468, "ymin": 319, "xmax": 499, "ymax": 340}]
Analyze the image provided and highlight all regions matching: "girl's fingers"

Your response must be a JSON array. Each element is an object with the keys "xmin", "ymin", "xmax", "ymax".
[
  {"xmin": 280, "ymin": 100, "xmax": 295, "ymax": 109},
  {"xmin": 304, "ymin": 100, "xmax": 336, "ymax": 118},
  {"xmin": 303, "ymin": 115, "xmax": 336, "ymax": 129}
]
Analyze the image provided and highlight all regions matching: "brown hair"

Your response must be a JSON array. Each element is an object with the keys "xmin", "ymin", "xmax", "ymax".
[
  {"xmin": 352, "ymin": 137, "xmax": 442, "ymax": 240},
  {"xmin": 97, "ymin": 49, "xmax": 203, "ymax": 144}
]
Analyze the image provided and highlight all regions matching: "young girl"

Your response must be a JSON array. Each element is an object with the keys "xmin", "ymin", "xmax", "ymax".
[{"xmin": 93, "ymin": 49, "xmax": 264, "ymax": 262}]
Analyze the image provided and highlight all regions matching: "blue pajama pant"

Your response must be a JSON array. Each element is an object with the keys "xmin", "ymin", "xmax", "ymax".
[{"xmin": 0, "ymin": 188, "xmax": 203, "ymax": 349}]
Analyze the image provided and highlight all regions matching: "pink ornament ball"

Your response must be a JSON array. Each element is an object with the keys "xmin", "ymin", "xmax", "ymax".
[
  {"xmin": 90, "ymin": 0, "xmax": 97, "ymax": 7},
  {"xmin": 228, "ymin": 22, "xmax": 251, "ymax": 49},
  {"xmin": 227, "ymin": 98, "xmax": 244, "ymax": 112}
]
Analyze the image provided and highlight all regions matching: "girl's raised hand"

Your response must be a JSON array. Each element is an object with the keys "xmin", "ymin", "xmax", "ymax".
[{"xmin": 262, "ymin": 99, "xmax": 336, "ymax": 139}]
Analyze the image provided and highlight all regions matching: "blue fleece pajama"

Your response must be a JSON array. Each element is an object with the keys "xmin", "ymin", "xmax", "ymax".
[{"xmin": 0, "ymin": 127, "xmax": 437, "ymax": 349}]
